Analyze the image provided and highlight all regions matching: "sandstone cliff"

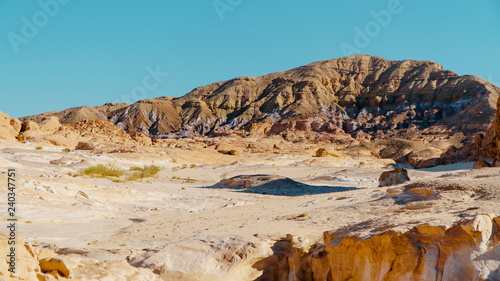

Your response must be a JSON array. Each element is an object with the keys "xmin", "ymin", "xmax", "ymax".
[{"xmin": 256, "ymin": 215, "xmax": 500, "ymax": 281}]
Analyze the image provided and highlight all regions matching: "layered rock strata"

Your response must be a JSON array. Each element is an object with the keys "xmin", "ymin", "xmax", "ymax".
[{"xmin": 22, "ymin": 55, "xmax": 500, "ymax": 145}]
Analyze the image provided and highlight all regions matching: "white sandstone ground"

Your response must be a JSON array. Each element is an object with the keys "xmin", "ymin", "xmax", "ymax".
[{"xmin": 0, "ymin": 141, "xmax": 498, "ymax": 280}]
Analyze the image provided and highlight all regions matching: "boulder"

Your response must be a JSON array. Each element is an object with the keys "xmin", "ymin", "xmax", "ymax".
[
  {"xmin": 10, "ymin": 118, "xmax": 22, "ymax": 133},
  {"xmin": 378, "ymin": 168, "xmax": 410, "ymax": 187},
  {"xmin": 39, "ymin": 116, "xmax": 62, "ymax": 132},
  {"xmin": 0, "ymin": 112, "xmax": 20, "ymax": 141},
  {"xmin": 50, "ymin": 157, "xmax": 72, "ymax": 165},
  {"xmin": 39, "ymin": 258, "xmax": 71, "ymax": 278},
  {"xmin": 315, "ymin": 148, "xmax": 328, "ymax": 157},
  {"xmin": 274, "ymin": 215, "xmax": 500, "ymax": 281},
  {"xmin": 21, "ymin": 120, "xmax": 40, "ymax": 132},
  {"xmin": 473, "ymin": 160, "xmax": 492, "ymax": 169},
  {"xmin": 0, "ymin": 232, "xmax": 159, "ymax": 280},
  {"xmin": 75, "ymin": 141, "xmax": 96, "ymax": 150},
  {"xmin": 218, "ymin": 149, "xmax": 240, "ymax": 156}
]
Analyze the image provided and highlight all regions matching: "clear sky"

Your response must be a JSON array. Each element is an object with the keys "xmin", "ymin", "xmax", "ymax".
[{"xmin": 1, "ymin": 0, "xmax": 499, "ymax": 118}]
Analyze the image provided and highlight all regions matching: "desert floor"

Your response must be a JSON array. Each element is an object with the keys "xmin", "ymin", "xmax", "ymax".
[{"xmin": 1, "ymin": 141, "xmax": 499, "ymax": 279}]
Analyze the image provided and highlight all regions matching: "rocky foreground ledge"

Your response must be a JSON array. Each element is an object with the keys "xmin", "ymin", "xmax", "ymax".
[
  {"xmin": 265, "ymin": 214, "xmax": 500, "ymax": 281},
  {"xmin": 2, "ymin": 213, "xmax": 499, "ymax": 280}
]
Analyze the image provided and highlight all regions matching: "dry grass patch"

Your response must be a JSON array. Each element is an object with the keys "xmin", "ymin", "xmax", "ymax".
[
  {"xmin": 80, "ymin": 165, "xmax": 124, "ymax": 178},
  {"xmin": 128, "ymin": 165, "xmax": 160, "ymax": 181}
]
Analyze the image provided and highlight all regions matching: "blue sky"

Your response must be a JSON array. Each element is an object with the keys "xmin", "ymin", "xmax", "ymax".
[{"xmin": 1, "ymin": 0, "xmax": 499, "ymax": 118}]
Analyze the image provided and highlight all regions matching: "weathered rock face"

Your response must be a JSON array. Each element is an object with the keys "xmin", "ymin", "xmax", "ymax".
[
  {"xmin": 22, "ymin": 55, "xmax": 500, "ymax": 144},
  {"xmin": 257, "ymin": 215, "xmax": 500, "ymax": 281},
  {"xmin": 19, "ymin": 117, "xmax": 62, "ymax": 140},
  {"xmin": 0, "ymin": 111, "xmax": 21, "ymax": 141},
  {"xmin": 0, "ymin": 233, "xmax": 159, "ymax": 280},
  {"xmin": 0, "ymin": 232, "xmax": 271, "ymax": 281},
  {"xmin": 473, "ymin": 160, "xmax": 492, "ymax": 169},
  {"xmin": 489, "ymin": 92, "xmax": 500, "ymax": 161},
  {"xmin": 109, "ymin": 98, "xmax": 182, "ymax": 135},
  {"xmin": 430, "ymin": 88, "xmax": 500, "ymax": 167}
]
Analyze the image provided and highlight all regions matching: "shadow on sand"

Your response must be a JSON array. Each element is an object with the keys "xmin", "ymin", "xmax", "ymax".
[{"xmin": 206, "ymin": 174, "xmax": 357, "ymax": 196}]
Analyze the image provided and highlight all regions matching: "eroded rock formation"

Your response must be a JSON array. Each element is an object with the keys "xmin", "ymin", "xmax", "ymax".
[
  {"xmin": 6, "ymin": 115, "xmax": 154, "ymax": 150},
  {"xmin": 256, "ymin": 215, "xmax": 500, "ymax": 281},
  {"xmin": 4, "ymin": 215, "xmax": 498, "ymax": 280},
  {"xmin": 0, "ymin": 112, "xmax": 21, "ymax": 141},
  {"xmin": 0, "ymin": 232, "xmax": 159, "ymax": 280},
  {"xmin": 422, "ymin": 83, "xmax": 500, "ymax": 167},
  {"xmin": 489, "ymin": 92, "xmax": 500, "ymax": 162}
]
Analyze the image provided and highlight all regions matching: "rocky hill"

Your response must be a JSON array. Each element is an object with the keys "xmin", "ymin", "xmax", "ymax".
[
  {"xmin": 17, "ymin": 55, "xmax": 500, "ymax": 167},
  {"xmin": 23, "ymin": 55, "xmax": 499, "ymax": 143},
  {"xmin": 25, "ymin": 103, "xmax": 129, "ymax": 124},
  {"xmin": 170, "ymin": 55, "xmax": 498, "ymax": 140}
]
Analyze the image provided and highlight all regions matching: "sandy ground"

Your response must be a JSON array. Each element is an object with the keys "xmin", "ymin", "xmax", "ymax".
[{"xmin": 0, "ymin": 140, "xmax": 499, "ymax": 279}]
